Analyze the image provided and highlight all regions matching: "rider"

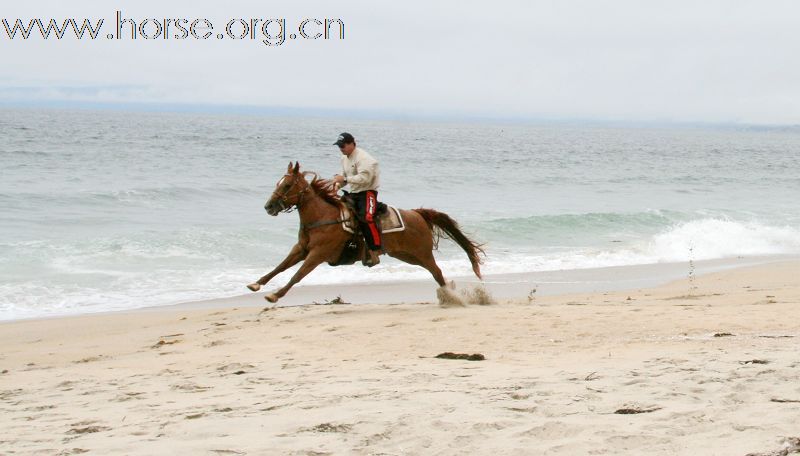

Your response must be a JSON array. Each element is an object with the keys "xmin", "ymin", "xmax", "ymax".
[{"xmin": 332, "ymin": 132, "xmax": 382, "ymax": 267}]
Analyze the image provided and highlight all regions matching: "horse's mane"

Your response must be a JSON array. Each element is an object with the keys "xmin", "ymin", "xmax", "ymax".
[{"xmin": 303, "ymin": 171, "xmax": 342, "ymax": 207}]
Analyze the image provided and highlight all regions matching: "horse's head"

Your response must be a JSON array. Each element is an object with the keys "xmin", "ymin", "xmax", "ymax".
[{"xmin": 264, "ymin": 161, "xmax": 309, "ymax": 216}]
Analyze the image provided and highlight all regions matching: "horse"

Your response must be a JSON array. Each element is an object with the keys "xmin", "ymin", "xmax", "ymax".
[{"xmin": 246, "ymin": 161, "xmax": 484, "ymax": 304}]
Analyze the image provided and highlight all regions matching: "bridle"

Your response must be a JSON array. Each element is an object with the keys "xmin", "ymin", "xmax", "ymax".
[
  {"xmin": 269, "ymin": 174, "xmax": 310, "ymax": 213},
  {"xmin": 267, "ymin": 171, "xmax": 346, "ymax": 230}
]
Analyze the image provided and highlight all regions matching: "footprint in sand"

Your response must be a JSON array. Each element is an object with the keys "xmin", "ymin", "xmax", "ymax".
[
  {"xmin": 517, "ymin": 421, "xmax": 583, "ymax": 440},
  {"xmin": 217, "ymin": 362, "xmax": 255, "ymax": 374},
  {"xmin": 151, "ymin": 334, "xmax": 182, "ymax": 349},
  {"xmin": 302, "ymin": 422, "xmax": 353, "ymax": 433},
  {"xmin": 56, "ymin": 449, "xmax": 90, "ymax": 455},
  {"xmin": 72, "ymin": 355, "xmax": 105, "ymax": 364},
  {"xmin": 170, "ymin": 382, "xmax": 211, "ymax": 393},
  {"xmin": 111, "ymin": 391, "xmax": 145, "ymax": 402},
  {"xmin": 66, "ymin": 420, "xmax": 111, "ymax": 436}
]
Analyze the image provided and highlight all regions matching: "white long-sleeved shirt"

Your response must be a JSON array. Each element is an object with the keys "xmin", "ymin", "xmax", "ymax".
[{"xmin": 341, "ymin": 147, "xmax": 380, "ymax": 193}]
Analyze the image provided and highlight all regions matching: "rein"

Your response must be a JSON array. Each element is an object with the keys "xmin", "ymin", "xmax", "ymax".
[{"xmin": 301, "ymin": 218, "xmax": 346, "ymax": 231}]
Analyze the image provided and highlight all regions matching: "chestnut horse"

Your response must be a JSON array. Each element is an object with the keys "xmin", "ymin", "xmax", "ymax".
[{"xmin": 246, "ymin": 162, "xmax": 484, "ymax": 303}]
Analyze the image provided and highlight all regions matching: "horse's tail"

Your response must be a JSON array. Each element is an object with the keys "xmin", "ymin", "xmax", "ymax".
[{"xmin": 413, "ymin": 208, "xmax": 485, "ymax": 279}]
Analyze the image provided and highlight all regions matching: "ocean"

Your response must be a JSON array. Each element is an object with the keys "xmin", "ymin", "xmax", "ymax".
[{"xmin": 1, "ymin": 108, "xmax": 799, "ymax": 320}]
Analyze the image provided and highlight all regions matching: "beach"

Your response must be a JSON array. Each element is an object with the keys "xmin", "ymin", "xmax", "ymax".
[
  {"xmin": 4, "ymin": 2, "xmax": 800, "ymax": 454},
  {"xmin": 2, "ymin": 259, "xmax": 798, "ymax": 455}
]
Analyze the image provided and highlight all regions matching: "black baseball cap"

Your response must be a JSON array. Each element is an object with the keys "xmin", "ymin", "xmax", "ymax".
[{"xmin": 333, "ymin": 132, "xmax": 355, "ymax": 147}]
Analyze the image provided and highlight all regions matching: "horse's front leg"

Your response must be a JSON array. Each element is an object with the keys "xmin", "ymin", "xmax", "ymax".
[
  {"xmin": 247, "ymin": 243, "xmax": 306, "ymax": 292},
  {"xmin": 264, "ymin": 249, "xmax": 328, "ymax": 303}
]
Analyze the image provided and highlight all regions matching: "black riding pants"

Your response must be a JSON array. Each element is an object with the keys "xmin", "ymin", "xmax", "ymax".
[{"xmin": 352, "ymin": 190, "xmax": 381, "ymax": 250}]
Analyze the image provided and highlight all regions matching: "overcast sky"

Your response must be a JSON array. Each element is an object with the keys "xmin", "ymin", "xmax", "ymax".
[{"xmin": 2, "ymin": 0, "xmax": 799, "ymax": 124}]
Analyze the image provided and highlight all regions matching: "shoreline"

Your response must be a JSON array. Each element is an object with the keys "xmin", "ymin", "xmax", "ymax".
[
  {"xmin": 3, "ymin": 254, "xmax": 796, "ymax": 323},
  {"xmin": 167, "ymin": 253, "xmax": 794, "ymax": 309}
]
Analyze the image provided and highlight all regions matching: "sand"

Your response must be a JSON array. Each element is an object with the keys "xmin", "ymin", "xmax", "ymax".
[{"xmin": 1, "ymin": 260, "xmax": 799, "ymax": 455}]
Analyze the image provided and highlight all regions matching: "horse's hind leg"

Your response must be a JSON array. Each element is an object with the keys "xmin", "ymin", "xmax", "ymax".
[
  {"xmin": 390, "ymin": 251, "xmax": 446, "ymax": 287},
  {"xmin": 410, "ymin": 252, "xmax": 463, "ymax": 306},
  {"xmin": 389, "ymin": 249, "xmax": 462, "ymax": 306},
  {"xmin": 247, "ymin": 243, "xmax": 306, "ymax": 291},
  {"xmin": 421, "ymin": 256, "xmax": 447, "ymax": 287}
]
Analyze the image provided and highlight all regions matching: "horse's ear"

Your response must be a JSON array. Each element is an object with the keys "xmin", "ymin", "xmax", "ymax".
[
  {"xmin": 287, "ymin": 161, "xmax": 293, "ymax": 172},
  {"xmin": 293, "ymin": 162, "xmax": 300, "ymax": 175}
]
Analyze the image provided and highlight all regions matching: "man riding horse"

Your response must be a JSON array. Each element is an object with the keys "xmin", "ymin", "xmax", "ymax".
[
  {"xmin": 247, "ymin": 142, "xmax": 485, "ymax": 304},
  {"xmin": 331, "ymin": 132, "xmax": 382, "ymax": 267}
]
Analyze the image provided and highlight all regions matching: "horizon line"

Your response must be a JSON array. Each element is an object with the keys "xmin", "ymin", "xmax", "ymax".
[{"xmin": 1, "ymin": 99, "xmax": 799, "ymax": 131}]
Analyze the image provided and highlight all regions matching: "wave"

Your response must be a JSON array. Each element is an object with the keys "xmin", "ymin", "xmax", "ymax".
[
  {"xmin": 475, "ymin": 210, "xmax": 685, "ymax": 243},
  {"xmin": 482, "ymin": 210, "xmax": 680, "ymax": 230},
  {"xmin": 0, "ymin": 185, "xmax": 260, "ymax": 213},
  {"xmin": 473, "ymin": 217, "xmax": 800, "ymax": 274},
  {"xmin": 647, "ymin": 218, "xmax": 800, "ymax": 260},
  {"xmin": 1, "ymin": 215, "xmax": 798, "ymax": 321}
]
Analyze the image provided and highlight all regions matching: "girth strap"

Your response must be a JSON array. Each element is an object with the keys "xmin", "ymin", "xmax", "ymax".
[{"xmin": 302, "ymin": 219, "xmax": 346, "ymax": 230}]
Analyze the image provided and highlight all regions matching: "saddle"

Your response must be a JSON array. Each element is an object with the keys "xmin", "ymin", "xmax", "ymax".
[{"xmin": 328, "ymin": 192, "xmax": 406, "ymax": 266}]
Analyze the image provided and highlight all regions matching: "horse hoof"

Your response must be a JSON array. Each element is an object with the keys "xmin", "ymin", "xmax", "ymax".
[
  {"xmin": 265, "ymin": 293, "xmax": 279, "ymax": 303},
  {"xmin": 437, "ymin": 285, "xmax": 464, "ymax": 307},
  {"xmin": 247, "ymin": 283, "xmax": 261, "ymax": 292}
]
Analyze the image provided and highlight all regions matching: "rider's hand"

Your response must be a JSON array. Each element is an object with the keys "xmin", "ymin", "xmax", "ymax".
[{"xmin": 333, "ymin": 175, "xmax": 346, "ymax": 185}]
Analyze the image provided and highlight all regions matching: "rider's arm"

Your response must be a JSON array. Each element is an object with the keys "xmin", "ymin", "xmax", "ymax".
[{"xmin": 337, "ymin": 158, "xmax": 348, "ymax": 186}]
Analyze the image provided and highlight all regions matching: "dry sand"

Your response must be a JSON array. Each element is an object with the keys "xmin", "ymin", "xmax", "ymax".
[{"xmin": 1, "ymin": 260, "xmax": 799, "ymax": 455}]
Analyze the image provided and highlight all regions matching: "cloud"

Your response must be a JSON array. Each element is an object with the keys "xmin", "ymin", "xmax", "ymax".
[{"xmin": 1, "ymin": 0, "xmax": 799, "ymax": 124}]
